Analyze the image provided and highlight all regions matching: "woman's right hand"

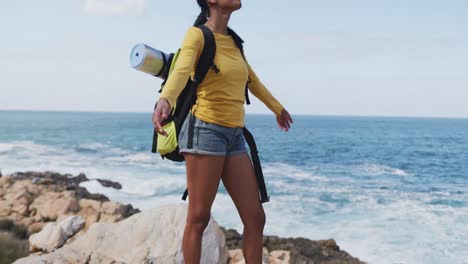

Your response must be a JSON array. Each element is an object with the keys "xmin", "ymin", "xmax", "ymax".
[
  {"xmin": 276, "ymin": 108, "xmax": 293, "ymax": 132},
  {"xmin": 152, "ymin": 97, "xmax": 172, "ymax": 137}
]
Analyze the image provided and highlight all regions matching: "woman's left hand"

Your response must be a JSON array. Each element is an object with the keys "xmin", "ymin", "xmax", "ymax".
[{"xmin": 276, "ymin": 108, "xmax": 293, "ymax": 132}]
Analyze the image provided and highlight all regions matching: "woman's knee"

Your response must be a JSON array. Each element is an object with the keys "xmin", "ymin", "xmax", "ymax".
[
  {"xmin": 245, "ymin": 208, "xmax": 266, "ymax": 231},
  {"xmin": 186, "ymin": 209, "xmax": 211, "ymax": 233},
  {"xmin": 257, "ymin": 209, "xmax": 266, "ymax": 229}
]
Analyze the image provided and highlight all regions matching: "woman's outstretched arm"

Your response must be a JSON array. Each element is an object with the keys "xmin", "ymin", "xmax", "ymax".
[{"xmin": 245, "ymin": 61, "xmax": 284, "ymax": 116}]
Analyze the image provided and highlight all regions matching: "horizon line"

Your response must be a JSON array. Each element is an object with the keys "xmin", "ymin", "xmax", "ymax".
[{"xmin": 1, "ymin": 108, "xmax": 467, "ymax": 120}]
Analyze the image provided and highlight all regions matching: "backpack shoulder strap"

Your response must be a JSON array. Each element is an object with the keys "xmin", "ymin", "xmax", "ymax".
[
  {"xmin": 227, "ymin": 27, "xmax": 244, "ymax": 51},
  {"xmin": 242, "ymin": 127, "xmax": 270, "ymax": 203},
  {"xmin": 193, "ymin": 24, "xmax": 216, "ymax": 85}
]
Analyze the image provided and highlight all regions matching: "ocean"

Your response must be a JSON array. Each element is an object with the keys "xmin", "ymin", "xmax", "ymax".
[{"xmin": 0, "ymin": 110, "xmax": 467, "ymax": 264}]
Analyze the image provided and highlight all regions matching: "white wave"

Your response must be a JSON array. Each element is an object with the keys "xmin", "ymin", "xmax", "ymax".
[
  {"xmin": 76, "ymin": 142, "xmax": 109, "ymax": 151},
  {"xmin": 354, "ymin": 163, "xmax": 410, "ymax": 176},
  {"xmin": 0, "ymin": 142, "xmax": 16, "ymax": 153},
  {"xmin": 0, "ymin": 140, "xmax": 57, "ymax": 156},
  {"xmin": 256, "ymin": 186, "xmax": 468, "ymax": 264},
  {"xmin": 262, "ymin": 162, "xmax": 331, "ymax": 182},
  {"xmin": 105, "ymin": 152, "xmax": 154, "ymax": 165},
  {"xmin": 0, "ymin": 140, "xmax": 170, "ymax": 167}
]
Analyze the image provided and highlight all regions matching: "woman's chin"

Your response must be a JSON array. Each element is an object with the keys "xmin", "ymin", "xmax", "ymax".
[{"xmin": 233, "ymin": 3, "xmax": 242, "ymax": 11}]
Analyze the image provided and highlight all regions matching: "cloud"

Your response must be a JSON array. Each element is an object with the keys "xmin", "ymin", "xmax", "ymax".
[{"xmin": 84, "ymin": 0, "xmax": 146, "ymax": 15}]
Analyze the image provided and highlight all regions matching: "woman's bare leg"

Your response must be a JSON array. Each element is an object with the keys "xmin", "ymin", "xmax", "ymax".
[
  {"xmin": 182, "ymin": 152, "xmax": 226, "ymax": 264},
  {"xmin": 221, "ymin": 152, "xmax": 266, "ymax": 264}
]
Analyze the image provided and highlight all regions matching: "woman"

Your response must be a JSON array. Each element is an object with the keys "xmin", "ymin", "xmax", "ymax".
[{"xmin": 152, "ymin": 0, "xmax": 293, "ymax": 263}]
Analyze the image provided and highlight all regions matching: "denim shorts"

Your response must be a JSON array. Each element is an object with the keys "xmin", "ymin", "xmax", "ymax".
[{"xmin": 178, "ymin": 112, "xmax": 248, "ymax": 157}]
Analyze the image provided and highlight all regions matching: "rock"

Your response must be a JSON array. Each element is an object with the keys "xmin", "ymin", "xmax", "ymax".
[
  {"xmin": 0, "ymin": 199, "xmax": 12, "ymax": 217},
  {"xmin": 100, "ymin": 200, "xmax": 138, "ymax": 219},
  {"xmin": 98, "ymin": 213, "xmax": 122, "ymax": 223},
  {"xmin": 4, "ymin": 181, "xmax": 35, "ymax": 204},
  {"xmin": 10, "ymin": 171, "xmax": 121, "ymax": 192},
  {"xmin": 28, "ymin": 222, "xmax": 47, "ymax": 234},
  {"xmin": 68, "ymin": 173, "xmax": 89, "ymax": 187},
  {"xmin": 228, "ymin": 247, "xmax": 266, "ymax": 264},
  {"xmin": 13, "ymin": 204, "xmax": 229, "ymax": 264},
  {"xmin": 269, "ymin": 250, "xmax": 291, "ymax": 263},
  {"xmin": 262, "ymin": 247, "xmax": 269, "ymax": 264},
  {"xmin": 57, "ymin": 215, "xmax": 85, "ymax": 238},
  {"xmin": 74, "ymin": 187, "xmax": 110, "ymax": 201},
  {"xmin": 228, "ymin": 247, "xmax": 269, "ymax": 264},
  {"xmin": 76, "ymin": 206, "xmax": 100, "ymax": 229},
  {"xmin": 29, "ymin": 222, "xmax": 67, "ymax": 252},
  {"xmin": 76, "ymin": 198, "xmax": 102, "ymax": 228},
  {"xmin": 18, "ymin": 216, "xmax": 34, "ymax": 227},
  {"xmin": 30, "ymin": 191, "xmax": 80, "ymax": 221},
  {"xmin": 223, "ymin": 229, "xmax": 365, "ymax": 264},
  {"xmin": 0, "ymin": 174, "xmax": 13, "ymax": 188},
  {"xmin": 29, "ymin": 215, "xmax": 85, "ymax": 253},
  {"xmin": 1, "ymin": 171, "xmax": 139, "ymax": 238},
  {"xmin": 101, "ymin": 200, "xmax": 125, "ymax": 215},
  {"xmin": 96, "ymin": 178, "xmax": 122, "ymax": 189},
  {"xmin": 222, "ymin": 226, "xmax": 243, "ymax": 249},
  {"xmin": 229, "ymin": 249, "xmax": 244, "ymax": 263},
  {"xmin": 11, "ymin": 203, "xmax": 29, "ymax": 216},
  {"xmin": 79, "ymin": 198, "xmax": 101, "ymax": 211}
]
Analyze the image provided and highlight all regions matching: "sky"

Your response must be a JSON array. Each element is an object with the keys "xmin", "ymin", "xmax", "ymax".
[{"xmin": 1, "ymin": 0, "xmax": 467, "ymax": 118}]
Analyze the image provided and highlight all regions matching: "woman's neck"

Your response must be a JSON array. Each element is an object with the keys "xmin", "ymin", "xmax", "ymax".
[{"xmin": 204, "ymin": 11, "xmax": 231, "ymax": 35}]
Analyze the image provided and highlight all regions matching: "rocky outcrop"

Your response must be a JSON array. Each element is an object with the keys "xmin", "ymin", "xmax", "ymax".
[
  {"xmin": 13, "ymin": 204, "xmax": 229, "ymax": 264},
  {"xmin": 2, "ymin": 171, "xmax": 366, "ymax": 264},
  {"xmin": 0, "ymin": 171, "xmax": 140, "ymax": 236},
  {"xmin": 222, "ymin": 227, "xmax": 364, "ymax": 264},
  {"xmin": 13, "ymin": 211, "xmax": 364, "ymax": 264}
]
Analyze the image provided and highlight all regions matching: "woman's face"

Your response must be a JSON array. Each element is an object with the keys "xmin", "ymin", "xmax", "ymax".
[{"xmin": 209, "ymin": 0, "xmax": 242, "ymax": 12}]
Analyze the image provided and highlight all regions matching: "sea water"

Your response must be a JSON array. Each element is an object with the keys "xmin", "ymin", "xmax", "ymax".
[{"xmin": 0, "ymin": 110, "xmax": 467, "ymax": 264}]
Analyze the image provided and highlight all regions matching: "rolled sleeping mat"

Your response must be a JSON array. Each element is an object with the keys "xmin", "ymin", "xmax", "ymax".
[{"xmin": 130, "ymin": 43, "xmax": 171, "ymax": 79}]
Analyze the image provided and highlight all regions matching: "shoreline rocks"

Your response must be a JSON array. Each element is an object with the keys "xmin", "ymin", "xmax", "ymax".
[
  {"xmin": 13, "ymin": 204, "xmax": 230, "ymax": 264},
  {"xmin": 0, "ymin": 171, "xmax": 140, "ymax": 235},
  {"xmin": 1, "ymin": 171, "xmax": 366, "ymax": 264}
]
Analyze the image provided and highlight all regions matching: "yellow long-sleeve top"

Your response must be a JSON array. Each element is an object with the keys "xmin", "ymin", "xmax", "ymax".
[{"xmin": 159, "ymin": 26, "xmax": 284, "ymax": 128}]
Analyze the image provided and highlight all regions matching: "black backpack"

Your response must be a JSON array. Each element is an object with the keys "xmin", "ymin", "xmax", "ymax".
[{"xmin": 152, "ymin": 24, "xmax": 270, "ymax": 203}]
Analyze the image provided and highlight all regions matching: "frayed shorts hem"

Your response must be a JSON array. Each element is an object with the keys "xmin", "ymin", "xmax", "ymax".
[
  {"xmin": 226, "ymin": 150, "xmax": 248, "ymax": 157},
  {"xmin": 179, "ymin": 148, "xmax": 247, "ymax": 157},
  {"xmin": 179, "ymin": 148, "xmax": 226, "ymax": 156}
]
